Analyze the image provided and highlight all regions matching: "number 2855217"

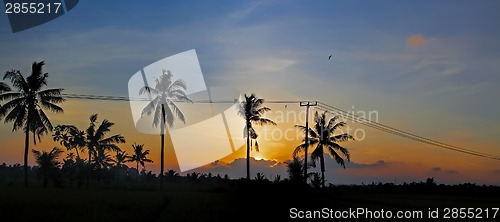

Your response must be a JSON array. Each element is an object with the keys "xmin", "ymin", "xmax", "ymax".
[{"xmin": 5, "ymin": 2, "xmax": 62, "ymax": 14}]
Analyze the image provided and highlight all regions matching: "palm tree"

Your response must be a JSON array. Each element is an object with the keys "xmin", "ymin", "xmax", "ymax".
[
  {"xmin": 139, "ymin": 70, "xmax": 191, "ymax": 190},
  {"xmin": 128, "ymin": 143, "xmax": 153, "ymax": 182},
  {"xmin": 85, "ymin": 114, "xmax": 125, "ymax": 165},
  {"xmin": 53, "ymin": 125, "xmax": 86, "ymax": 158},
  {"xmin": 112, "ymin": 151, "xmax": 129, "ymax": 169},
  {"xmin": 238, "ymin": 93, "xmax": 276, "ymax": 180},
  {"xmin": 294, "ymin": 111, "xmax": 353, "ymax": 188},
  {"xmin": 93, "ymin": 149, "xmax": 113, "ymax": 169},
  {"xmin": 286, "ymin": 157, "xmax": 305, "ymax": 183},
  {"xmin": 0, "ymin": 61, "xmax": 65, "ymax": 186},
  {"xmin": 85, "ymin": 114, "xmax": 125, "ymax": 185},
  {"xmin": 32, "ymin": 147, "xmax": 63, "ymax": 188}
]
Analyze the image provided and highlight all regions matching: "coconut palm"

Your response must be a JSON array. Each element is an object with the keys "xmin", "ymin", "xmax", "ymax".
[
  {"xmin": 93, "ymin": 149, "xmax": 113, "ymax": 169},
  {"xmin": 32, "ymin": 147, "xmax": 63, "ymax": 188},
  {"xmin": 85, "ymin": 114, "xmax": 125, "ymax": 185},
  {"xmin": 128, "ymin": 143, "xmax": 153, "ymax": 182},
  {"xmin": 85, "ymin": 114, "xmax": 125, "ymax": 165},
  {"xmin": 0, "ymin": 61, "xmax": 65, "ymax": 186},
  {"xmin": 53, "ymin": 125, "xmax": 86, "ymax": 158},
  {"xmin": 294, "ymin": 111, "xmax": 353, "ymax": 188},
  {"xmin": 286, "ymin": 157, "xmax": 305, "ymax": 183},
  {"xmin": 139, "ymin": 70, "xmax": 191, "ymax": 190},
  {"xmin": 112, "ymin": 151, "xmax": 130, "ymax": 169},
  {"xmin": 238, "ymin": 93, "xmax": 276, "ymax": 180}
]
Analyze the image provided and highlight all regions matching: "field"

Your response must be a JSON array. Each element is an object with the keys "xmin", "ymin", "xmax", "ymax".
[{"xmin": 1, "ymin": 181, "xmax": 499, "ymax": 221}]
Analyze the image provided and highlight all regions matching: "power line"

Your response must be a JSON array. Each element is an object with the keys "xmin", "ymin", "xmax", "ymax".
[
  {"xmin": 315, "ymin": 103, "xmax": 498, "ymax": 158},
  {"xmin": 314, "ymin": 103, "xmax": 500, "ymax": 161},
  {"xmin": 60, "ymin": 93, "xmax": 500, "ymax": 161}
]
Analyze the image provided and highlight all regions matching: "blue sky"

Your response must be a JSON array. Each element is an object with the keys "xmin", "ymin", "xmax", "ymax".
[{"xmin": 0, "ymin": 0, "xmax": 499, "ymax": 184}]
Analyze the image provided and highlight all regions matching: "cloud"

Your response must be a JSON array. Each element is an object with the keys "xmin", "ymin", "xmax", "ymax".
[
  {"xmin": 407, "ymin": 34, "xmax": 434, "ymax": 48},
  {"xmin": 343, "ymin": 160, "xmax": 387, "ymax": 169},
  {"xmin": 430, "ymin": 167, "xmax": 459, "ymax": 175},
  {"xmin": 494, "ymin": 170, "xmax": 500, "ymax": 174},
  {"xmin": 430, "ymin": 167, "xmax": 441, "ymax": 172},
  {"xmin": 190, "ymin": 158, "xmax": 392, "ymax": 181},
  {"xmin": 188, "ymin": 157, "xmax": 287, "ymax": 179}
]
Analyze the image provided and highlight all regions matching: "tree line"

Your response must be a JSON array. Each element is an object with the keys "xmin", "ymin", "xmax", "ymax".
[{"xmin": 0, "ymin": 61, "xmax": 353, "ymax": 189}]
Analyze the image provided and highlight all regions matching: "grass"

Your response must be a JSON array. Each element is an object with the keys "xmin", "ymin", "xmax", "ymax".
[{"xmin": 0, "ymin": 181, "xmax": 499, "ymax": 221}]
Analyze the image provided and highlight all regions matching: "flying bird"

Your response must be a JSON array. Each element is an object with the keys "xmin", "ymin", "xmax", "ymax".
[
  {"xmin": 328, "ymin": 54, "xmax": 332, "ymax": 60},
  {"xmin": 285, "ymin": 105, "xmax": 288, "ymax": 108}
]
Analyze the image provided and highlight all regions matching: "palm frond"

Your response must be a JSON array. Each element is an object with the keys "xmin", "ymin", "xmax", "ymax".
[
  {"xmin": 330, "ymin": 133, "xmax": 354, "ymax": 142},
  {"xmin": 99, "ymin": 144, "xmax": 122, "ymax": 152},
  {"xmin": 162, "ymin": 102, "xmax": 175, "ymax": 128},
  {"xmin": 326, "ymin": 141, "xmax": 350, "ymax": 161},
  {"xmin": 310, "ymin": 144, "xmax": 323, "ymax": 161},
  {"xmin": 170, "ymin": 79, "xmax": 187, "ymax": 90},
  {"xmin": 4, "ymin": 70, "xmax": 28, "ymax": 93},
  {"xmin": 0, "ymin": 92, "xmax": 23, "ymax": 102},
  {"xmin": 0, "ymin": 96, "xmax": 25, "ymax": 117},
  {"xmin": 40, "ymin": 100, "xmax": 64, "ymax": 113},
  {"xmin": 293, "ymin": 143, "xmax": 308, "ymax": 158},
  {"xmin": 327, "ymin": 115, "xmax": 340, "ymax": 128},
  {"xmin": 100, "ymin": 134, "xmax": 126, "ymax": 144},
  {"xmin": 0, "ymin": 82, "xmax": 11, "ymax": 93},
  {"xmin": 330, "ymin": 121, "xmax": 347, "ymax": 132},
  {"xmin": 167, "ymin": 100, "xmax": 186, "ymax": 123},
  {"xmin": 38, "ymin": 88, "xmax": 63, "ymax": 97},
  {"xmin": 141, "ymin": 96, "xmax": 160, "ymax": 116},
  {"xmin": 254, "ymin": 117, "xmax": 276, "ymax": 126}
]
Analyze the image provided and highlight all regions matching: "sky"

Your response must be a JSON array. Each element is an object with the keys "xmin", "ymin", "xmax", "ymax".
[{"xmin": 0, "ymin": 0, "xmax": 499, "ymax": 185}]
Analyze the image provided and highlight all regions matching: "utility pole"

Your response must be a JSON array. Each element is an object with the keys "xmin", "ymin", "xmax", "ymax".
[{"xmin": 300, "ymin": 101, "xmax": 317, "ymax": 184}]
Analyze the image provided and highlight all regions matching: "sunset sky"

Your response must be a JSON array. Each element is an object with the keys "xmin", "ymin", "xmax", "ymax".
[{"xmin": 0, "ymin": 0, "xmax": 499, "ymax": 185}]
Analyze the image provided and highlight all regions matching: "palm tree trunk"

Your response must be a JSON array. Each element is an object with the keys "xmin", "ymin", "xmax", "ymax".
[
  {"xmin": 87, "ymin": 150, "xmax": 91, "ymax": 188},
  {"xmin": 160, "ymin": 104, "xmax": 166, "ymax": 191},
  {"xmin": 320, "ymin": 154, "xmax": 325, "ymax": 188},
  {"xmin": 136, "ymin": 161, "xmax": 139, "ymax": 184},
  {"xmin": 246, "ymin": 125, "xmax": 250, "ymax": 180},
  {"xmin": 23, "ymin": 125, "xmax": 29, "ymax": 187}
]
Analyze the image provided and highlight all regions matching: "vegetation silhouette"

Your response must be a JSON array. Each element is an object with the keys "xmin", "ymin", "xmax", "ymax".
[
  {"xmin": 128, "ymin": 143, "xmax": 153, "ymax": 183},
  {"xmin": 53, "ymin": 125, "xmax": 86, "ymax": 158},
  {"xmin": 85, "ymin": 114, "xmax": 126, "ymax": 185},
  {"xmin": 0, "ymin": 61, "xmax": 65, "ymax": 186},
  {"xmin": 286, "ymin": 157, "xmax": 305, "ymax": 183},
  {"xmin": 237, "ymin": 93, "xmax": 276, "ymax": 180},
  {"xmin": 112, "ymin": 150, "xmax": 129, "ymax": 170},
  {"xmin": 294, "ymin": 111, "xmax": 353, "ymax": 187},
  {"xmin": 32, "ymin": 147, "xmax": 63, "ymax": 188},
  {"xmin": 139, "ymin": 69, "xmax": 191, "ymax": 190}
]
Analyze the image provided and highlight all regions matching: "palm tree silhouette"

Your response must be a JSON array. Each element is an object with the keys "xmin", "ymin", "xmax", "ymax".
[
  {"xmin": 94, "ymin": 149, "xmax": 113, "ymax": 169},
  {"xmin": 286, "ymin": 157, "xmax": 305, "ymax": 183},
  {"xmin": 128, "ymin": 143, "xmax": 153, "ymax": 182},
  {"xmin": 32, "ymin": 147, "xmax": 63, "ymax": 188},
  {"xmin": 112, "ymin": 151, "xmax": 129, "ymax": 169},
  {"xmin": 0, "ymin": 61, "xmax": 65, "ymax": 186},
  {"xmin": 85, "ymin": 114, "xmax": 125, "ymax": 185},
  {"xmin": 238, "ymin": 93, "xmax": 276, "ymax": 180},
  {"xmin": 85, "ymin": 114, "xmax": 125, "ymax": 164},
  {"xmin": 53, "ymin": 125, "xmax": 86, "ymax": 158},
  {"xmin": 139, "ymin": 70, "xmax": 191, "ymax": 190},
  {"xmin": 294, "ymin": 111, "xmax": 353, "ymax": 187}
]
